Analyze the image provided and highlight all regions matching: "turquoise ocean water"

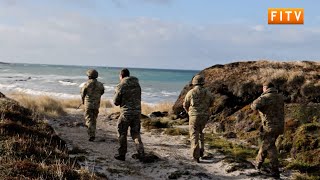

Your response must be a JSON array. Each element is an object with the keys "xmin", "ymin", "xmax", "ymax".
[{"xmin": 0, "ymin": 63, "xmax": 198, "ymax": 104}]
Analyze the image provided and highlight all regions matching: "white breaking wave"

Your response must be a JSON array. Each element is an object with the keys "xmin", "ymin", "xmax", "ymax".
[
  {"xmin": 160, "ymin": 91, "xmax": 179, "ymax": 97},
  {"xmin": 0, "ymin": 83, "xmax": 17, "ymax": 90},
  {"xmin": 14, "ymin": 87, "xmax": 80, "ymax": 99},
  {"xmin": 58, "ymin": 80, "xmax": 77, "ymax": 86},
  {"xmin": 104, "ymin": 85, "xmax": 115, "ymax": 92}
]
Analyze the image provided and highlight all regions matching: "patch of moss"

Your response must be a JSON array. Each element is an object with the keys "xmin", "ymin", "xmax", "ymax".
[
  {"xmin": 289, "ymin": 104, "xmax": 320, "ymax": 124},
  {"xmin": 292, "ymin": 173, "xmax": 320, "ymax": 180},
  {"xmin": 206, "ymin": 134, "xmax": 257, "ymax": 164},
  {"xmin": 287, "ymin": 161, "xmax": 320, "ymax": 175},
  {"xmin": 292, "ymin": 123, "xmax": 320, "ymax": 152}
]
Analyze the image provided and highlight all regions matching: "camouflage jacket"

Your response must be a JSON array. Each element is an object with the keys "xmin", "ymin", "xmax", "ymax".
[
  {"xmin": 183, "ymin": 85, "xmax": 213, "ymax": 116},
  {"xmin": 81, "ymin": 79, "xmax": 105, "ymax": 109},
  {"xmin": 251, "ymin": 87, "xmax": 284, "ymax": 134},
  {"xmin": 113, "ymin": 76, "xmax": 141, "ymax": 115}
]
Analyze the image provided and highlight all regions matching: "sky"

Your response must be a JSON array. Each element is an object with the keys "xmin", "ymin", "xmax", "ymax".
[{"xmin": 0, "ymin": 0, "xmax": 319, "ymax": 70}]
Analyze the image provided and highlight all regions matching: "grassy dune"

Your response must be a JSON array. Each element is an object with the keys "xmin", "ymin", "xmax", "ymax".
[
  {"xmin": 172, "ymin": 61, "xmax": 320, "ymax": 179},
  {"xmin": 0, "ymin": 92, "xmax": 102, "ymax": 179}
]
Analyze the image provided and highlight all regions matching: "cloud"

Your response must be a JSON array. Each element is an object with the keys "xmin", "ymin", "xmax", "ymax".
[
  {"xmin": 1, "ymin": 0, "xmax": 17, "ymax": 6},
  {"xmin": 0, "ymin": 5, "xmax": 319, "ymax": 70}
]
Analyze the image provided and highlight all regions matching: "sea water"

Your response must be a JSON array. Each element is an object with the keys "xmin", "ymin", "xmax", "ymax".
[{"xmin": 0, "ymin": 63, "xmax": 198, "ymax": 104}]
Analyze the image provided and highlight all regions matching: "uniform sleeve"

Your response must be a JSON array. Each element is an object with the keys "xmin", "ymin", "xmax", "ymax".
[
  {"xmin": 251, "ymin": 95, "xmax": 266, "ymax": 110},
  {"xmin": 100, "ymin": 83, "xmax": 105, "ymax": 95},
  {"xmin": 183, "ymin": 91, "xmax": 192, "ymax": 112},
  {"xmin": 113, "ymin": 84, "xmax": 122, "ymax": 106},
  {"xmin": 80, "ymin": 84, "xmax": 87, "ymax": 104}
]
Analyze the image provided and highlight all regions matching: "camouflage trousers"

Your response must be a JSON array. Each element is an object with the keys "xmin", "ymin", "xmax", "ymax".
[
  {"xmin": 189, "ymin": 114, "xmax": 209, "ymax": 159},
  {"xmin": 84, "ymin": 108, "xmax": 99, "ymax": 138},
  {"xmin": 256, "ymin": 130, "xmax": 280, "ymax": 171},
  {"xmin": 117, "ymin": 114, "xmax": 144, "ymax": 156}
]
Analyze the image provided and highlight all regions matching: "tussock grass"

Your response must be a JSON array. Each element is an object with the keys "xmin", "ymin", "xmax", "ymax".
[
  {"xmin": 0, "ymin": 94, "xmax": 102, "ymax": 179},
  {"xmin": 142, "ymin": 102, "xmax": 173, "ymax": 115},
  {"xmin": 8, "ymin": 92, "xmax": 113, "ymax": 117},
  {"xmin": 8, "ymin": 93, "xmax": 66, "ymax": 117},
  {"xmin": 61, "ymin": 98, "xmax": 113, "ymax": 110}
]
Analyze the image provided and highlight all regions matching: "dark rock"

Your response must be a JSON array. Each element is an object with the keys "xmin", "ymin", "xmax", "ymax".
[
  {"xmin": 132, "ymin": 152, "xmax": 160, "ymax": 163},
  {"xmin": 168, "ymin": 170, "xmax": 190, "ymax": 179},
  {"xmin": 69, "ymin": 146, "xmax": 88, "ymax": 154},
  {"xmin": 148, "ymin": 111, "xmax": 168, "ymax": 118},
  {"xmin": 173, "ymin": 61, "xmax": 320, "ymax": 116}
]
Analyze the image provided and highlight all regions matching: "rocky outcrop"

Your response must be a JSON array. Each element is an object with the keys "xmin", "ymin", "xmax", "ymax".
[
  {"xmin": 173, "ymin": 61, "xmax": 320, "ymax": 173},
  {"xmin": 173, "ymin": 61, "xmax": 320, "ymax": 116}
]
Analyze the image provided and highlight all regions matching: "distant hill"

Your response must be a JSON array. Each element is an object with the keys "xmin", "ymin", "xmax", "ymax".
[{"xmin": 173, "ymin": 60, "xmax": 320, "ymax": 178}]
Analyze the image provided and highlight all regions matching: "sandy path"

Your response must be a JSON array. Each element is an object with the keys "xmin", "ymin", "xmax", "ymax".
[{"xmin": 48, "ymin": 109, "xmax": 284, "ymax": 180}]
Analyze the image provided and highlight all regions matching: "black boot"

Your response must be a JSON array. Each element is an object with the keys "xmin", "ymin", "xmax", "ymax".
[
  {"xmin": 89, "ymin": 137, "xmax": 95, "ymax": 141},
  {"xmin": 270, "ymin": 168, "xmax": 280, "ymax": 179},
  {"xmin": 114, "ymin": 154, "xmax": 125, "ymax": 161}
]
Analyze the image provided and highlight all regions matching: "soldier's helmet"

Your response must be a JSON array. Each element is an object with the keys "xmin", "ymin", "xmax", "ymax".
[
  {"xmin": 192, "ymin": 75, "xmax": 205, "ymax": 85},
  {"xmin": 86, "ymin": 69, "xmax": 98, "ymax": 79}
]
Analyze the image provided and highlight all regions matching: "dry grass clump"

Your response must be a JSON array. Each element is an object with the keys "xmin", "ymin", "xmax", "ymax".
[
  {"xmin": 100, "ymin": 99, "xmax": 113, "ymax": 108},
  {"xmin": 287, "ymin": 71, "xmax": 305, "ymax": 87},
  {"xmin": 60, "ymin": 98, "xmax": 82, "ymax": 109},
  {"xmin": 301, "ymin": 81, "xmax": 320, "ymax": 101},
  {"xmin": 141, "ymin": 102, "xmax": 173, "ymax": 115},
  {"xmin": 0, "ymin": 93, "xmax": 102, "ymax": 179},
  {"xmin": 8, "ymin": 92, "xmax": 113, "ymax": 116},
  {"xmin": 8, "ymin": 93, "xmax": 66, "ymax": 117},
  {"xmin": 60, "ymin": 98, "xmax": 113, "ymax": 109}
]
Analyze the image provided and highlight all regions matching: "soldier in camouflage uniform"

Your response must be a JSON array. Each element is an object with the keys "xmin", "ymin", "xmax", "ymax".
[
  {"xmin": 183, "ymin": 74, "xmax": 213, "ymax": 163},
  {"xmin": 251, "ymin": 82, "xmax": 284, "ymax": 178},
  {"xmin": 113, "ymin": 68, "xmax": 144, "ymax": 161},
  {"xmin": 81, "ymin": 69, "xmax": 105, "ymax": 141}
]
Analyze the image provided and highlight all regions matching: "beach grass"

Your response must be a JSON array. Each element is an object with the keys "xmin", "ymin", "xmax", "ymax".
[
  {"xmin": 0, "ymin": 93, "xmax": 101, "ymax": 179},
  {"xmin": 141, "ymin": 102, "xmax": 173, "ymax": 115},
  {"xmin": 8, "ymin": 92, "xmax": 113, "ymax": 117},
  {"xmin": 8, "ymin": 93, "xmax": 66, "ymax": 117}
]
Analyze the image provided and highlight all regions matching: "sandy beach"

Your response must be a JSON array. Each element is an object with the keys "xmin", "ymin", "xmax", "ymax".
[{"xmin": 48, "ymin": 108, "xmax": 289, "ymax": 180}]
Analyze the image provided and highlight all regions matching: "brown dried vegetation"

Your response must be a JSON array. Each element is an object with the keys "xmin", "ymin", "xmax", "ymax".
[
  {"xmin": 0, "ymin": 93, "xmax": 102, "ymax": 179},
  {"xmin": 173, "ymin": 60, "xmax": 320, "ymax": 178}
]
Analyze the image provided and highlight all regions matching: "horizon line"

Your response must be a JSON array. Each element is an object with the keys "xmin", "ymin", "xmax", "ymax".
[{"xmin": 0, "ymin": 61, "xmax": 201, "ymax": 72}]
